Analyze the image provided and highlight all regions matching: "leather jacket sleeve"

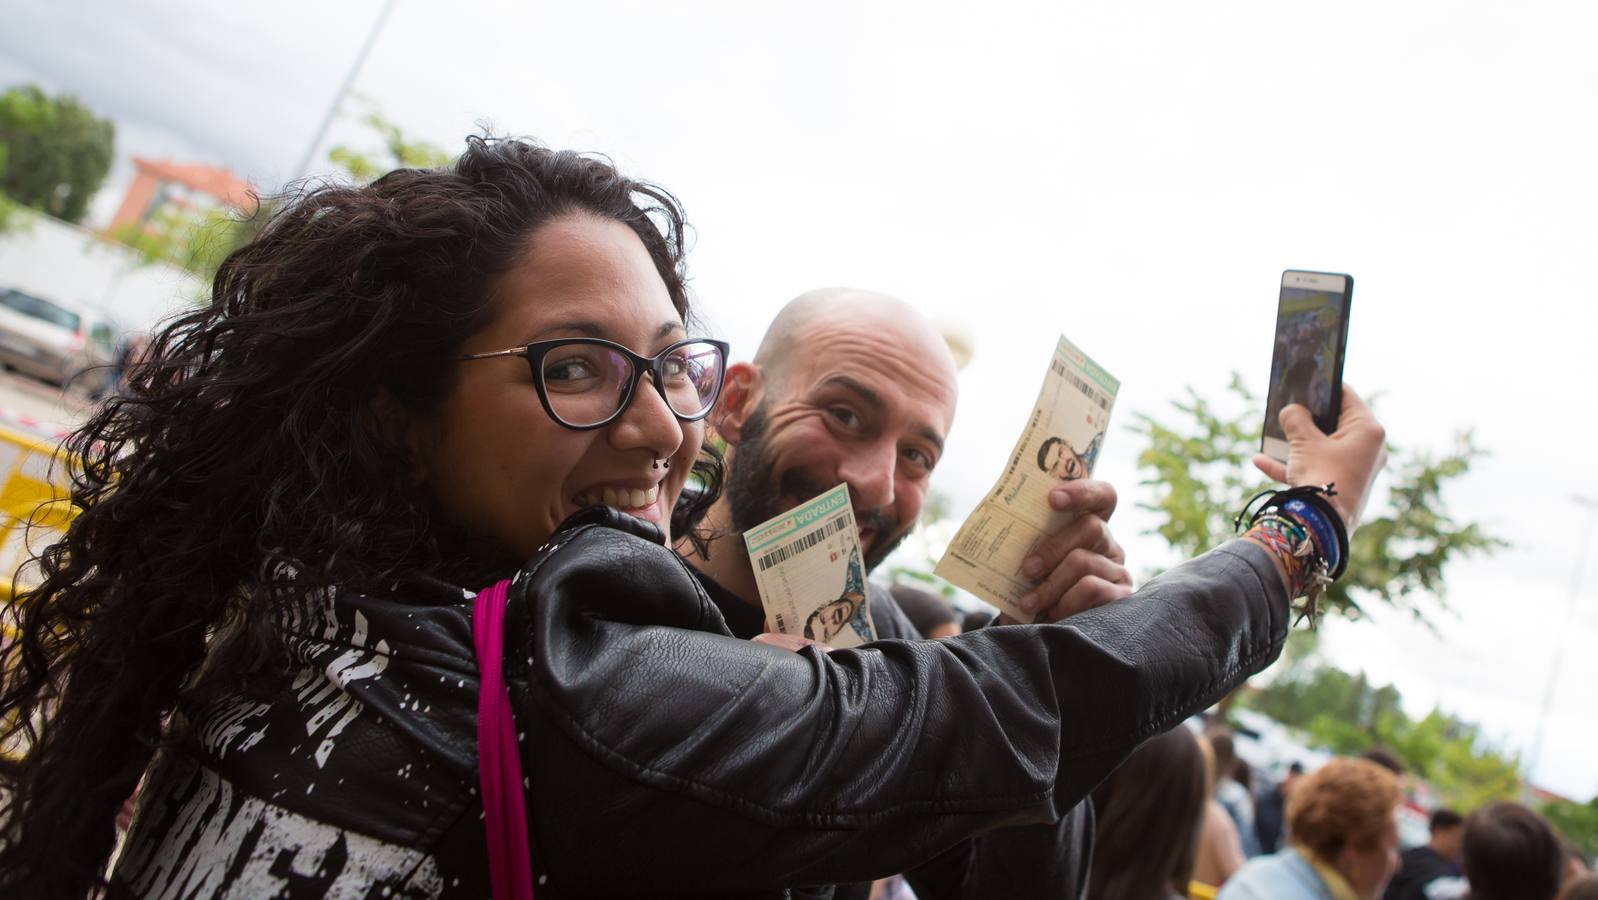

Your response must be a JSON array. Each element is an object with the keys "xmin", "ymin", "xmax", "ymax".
[
  {"xmin": 848, "ymin": 583, "xmax": 1093, "ymax": 900},
  {"xmin": 511, "ymin": 516, "xmax": 1288, "ymax": 896}
]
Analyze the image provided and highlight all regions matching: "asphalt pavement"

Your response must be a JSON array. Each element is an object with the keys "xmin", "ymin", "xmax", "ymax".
[{"xmin": 0, "ymin": 368, "xmax": 95, "ymax": 441}]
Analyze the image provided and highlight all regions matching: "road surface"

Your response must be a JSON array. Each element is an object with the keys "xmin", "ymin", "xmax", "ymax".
[{"xmin": 0, "ymin": 368, "xmax": 96, "ymax": 441}]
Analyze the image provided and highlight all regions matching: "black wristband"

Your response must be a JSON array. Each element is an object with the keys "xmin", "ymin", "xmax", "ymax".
[{"xmin": 1235, "ymin": 483, "xmax": 1351, "ymax": 580}]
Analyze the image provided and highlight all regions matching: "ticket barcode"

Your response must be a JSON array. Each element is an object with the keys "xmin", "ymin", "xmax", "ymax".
[
  {"xmin": 756, "ymin": 512, "xmax": 853, "ymax": 571},
  {"xmin": 1066, "ymin": 372, "xmax": 1110, "ymax": 411}
]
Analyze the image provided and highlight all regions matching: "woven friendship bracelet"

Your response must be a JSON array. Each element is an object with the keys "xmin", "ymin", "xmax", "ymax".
[
  {"xmin": 1237, "ymin": 486, "xmax": 1342, "ymax": 628},
  {"xmin": 1234, "ymin": 483, "xmax": 1350, "ymax": 581},
  {"xmin": 1242, "ymin": 515, "xmax": 1314, "ymax": 596}
]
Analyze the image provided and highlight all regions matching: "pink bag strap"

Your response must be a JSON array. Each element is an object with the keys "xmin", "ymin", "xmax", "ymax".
[{"xmin": 473, "ymin": 578, "xmax": 535, "ymax": 900}]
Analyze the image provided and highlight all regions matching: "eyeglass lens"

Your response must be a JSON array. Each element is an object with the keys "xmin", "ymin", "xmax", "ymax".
[{"xmin": 540, "ymin": 341, "xmax": 723, "ymax": 426}]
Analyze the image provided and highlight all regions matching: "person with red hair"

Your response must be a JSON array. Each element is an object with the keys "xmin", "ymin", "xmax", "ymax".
[{"xmin": 1218, "ymin": 757, "xmax": 1404, "ymax": 900}]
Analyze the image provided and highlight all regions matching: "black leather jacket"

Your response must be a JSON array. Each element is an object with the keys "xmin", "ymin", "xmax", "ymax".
[
  {"xmin": 113, "ymin": 510, "xmax": 1288, "ymax": 898},
  {"xmin": 695, "ymin": 569, "xmax": 1095, "ymax": 900}
]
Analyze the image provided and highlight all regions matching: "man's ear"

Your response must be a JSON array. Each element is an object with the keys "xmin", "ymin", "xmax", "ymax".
[
  {"xmin": 369, "ymin": 387, "xmax": 429, "ymax": 485},
  {"xmin": 712, "ymin": 362, "xmax": 764, "ymax": 446}
]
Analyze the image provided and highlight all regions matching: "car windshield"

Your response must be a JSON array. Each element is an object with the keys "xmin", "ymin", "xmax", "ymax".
[{"xmin": 0, "ymin": 288, "xmax": 82, "ymax": 331}]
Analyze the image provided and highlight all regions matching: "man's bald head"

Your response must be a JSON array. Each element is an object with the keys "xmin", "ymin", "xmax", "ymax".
[
  {"xmin": 753, "ymin": 287, "xmax": 958, "ymax": 394},
  {"xmin": 715, "ymin": 286, "xmax": 960, "ymax": 572}
]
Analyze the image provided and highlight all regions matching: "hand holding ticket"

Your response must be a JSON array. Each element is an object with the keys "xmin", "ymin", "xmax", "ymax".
[
  {"xmin": 744, "ymin": 483, "xmax": 878, "ymax": 648},
  {"xmin": 934, "ymin": 335, "xmax": 1120, "ymax": 623}
]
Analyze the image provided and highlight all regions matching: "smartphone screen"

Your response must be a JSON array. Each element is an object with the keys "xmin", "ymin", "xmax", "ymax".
[{"xmin": 1261, "ymin": 270, "xmax": 1353, "ymax": 462}]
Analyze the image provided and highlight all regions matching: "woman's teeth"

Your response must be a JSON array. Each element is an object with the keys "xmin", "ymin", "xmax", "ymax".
[{"xmin": 576, "ymin": 485, "xmax": 659, "ymax": 510}]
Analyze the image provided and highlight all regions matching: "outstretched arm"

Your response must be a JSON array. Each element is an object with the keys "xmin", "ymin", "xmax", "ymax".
[{"xmin": 513, "ymin": 526, "xmax": 1287, "ymax": 895}]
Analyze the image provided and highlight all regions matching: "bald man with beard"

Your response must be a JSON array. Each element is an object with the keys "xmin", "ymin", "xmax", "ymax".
[{"xmin": 678, "ymin": 287, "xmax": 1135, "ymax": 900}]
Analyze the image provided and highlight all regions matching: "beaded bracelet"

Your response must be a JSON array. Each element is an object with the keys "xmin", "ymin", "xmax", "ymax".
[
  {"xmin": 1236, "ymin": 484, "xmax": 1348, "ymax": 628},
  {"xmin": 1280, "ymin": 497, "xmax": 1344, "ymax": 578},
  {"xmin": 1234, "ymin": 483, "xmax": 1350, "ymax": 575}
]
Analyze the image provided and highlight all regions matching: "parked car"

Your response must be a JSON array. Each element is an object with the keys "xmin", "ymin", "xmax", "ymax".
[{"xmin": 0, "ymin": 287, "xmax": 117, "ymax": 393}]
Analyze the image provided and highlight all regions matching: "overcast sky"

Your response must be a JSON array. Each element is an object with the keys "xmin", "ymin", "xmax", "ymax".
[{"xmin": 2, "ymin": 0, "xmax": 1595, "ymax": 799}]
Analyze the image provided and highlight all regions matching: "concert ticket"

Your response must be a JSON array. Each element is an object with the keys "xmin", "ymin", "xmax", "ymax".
[
  {"xmin": 934, "ymin": 334, "xmax": 1119, "ymax": 622},
  {"xmin": 743, "ymin": 483, "xmax": 877, "ymax": 648}
]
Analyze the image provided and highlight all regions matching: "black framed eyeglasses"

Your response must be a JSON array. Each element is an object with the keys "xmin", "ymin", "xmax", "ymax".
[{"xmin": 460, "ymin": 337, "xmax": 730, "ymax": 430}]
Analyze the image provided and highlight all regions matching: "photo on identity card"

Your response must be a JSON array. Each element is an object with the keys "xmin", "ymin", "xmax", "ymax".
[
  {"xmin": 742, "ymin": 483, "xmax": 877, "ymax": 648},
  {"xmin": 934, "ymin": 334, "xmax": 1119, "ymax": 622},
  {"xmin": 985, "ymin": 337, "xmax": 1114, "ymax": 523}
]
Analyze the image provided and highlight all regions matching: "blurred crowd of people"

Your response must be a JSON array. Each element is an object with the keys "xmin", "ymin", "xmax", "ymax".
[{"xmin": 888, "ymin": 581, "xmax": 1597, "ymax": 900}]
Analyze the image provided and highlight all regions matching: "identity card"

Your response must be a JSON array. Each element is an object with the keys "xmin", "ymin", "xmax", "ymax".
[
  {"xmin": 933, "ymin": 334, "xmax": 1119, "ymax": 622},
  {"xmin": 743, "ymin": 483, "xmax": 878, "ymax": 648}
]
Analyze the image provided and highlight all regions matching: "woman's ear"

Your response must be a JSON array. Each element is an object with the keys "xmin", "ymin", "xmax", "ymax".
[
  {"xmin": 369, "ymin": 387, "xmax": 429, "ymax": 485},
  {"xmin": 712, "ymin": 362, "xmax": 763, "ymax": 446}
]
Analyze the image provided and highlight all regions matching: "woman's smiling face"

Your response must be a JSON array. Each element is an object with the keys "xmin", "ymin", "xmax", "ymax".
[{"xmin": 406, "ymin": 211, "xmax": 705, "ymax": 559}]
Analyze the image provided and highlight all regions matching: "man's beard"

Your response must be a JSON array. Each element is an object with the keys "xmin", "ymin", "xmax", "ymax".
[{"xmin": 725, "ymin": 405, "xmax": 910, "ymax": 572}]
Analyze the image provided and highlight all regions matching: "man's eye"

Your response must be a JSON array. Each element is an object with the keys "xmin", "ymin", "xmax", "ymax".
[
  {"xmin": 828, "ymin": 407, "xmax": 859, "ymax": 427},
  {"xmin": 904, "ymin": 447, "xmax": 936, "ymax": 470}
]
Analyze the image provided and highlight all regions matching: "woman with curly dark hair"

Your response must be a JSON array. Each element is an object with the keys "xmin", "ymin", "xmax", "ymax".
[
  {"xmin": 1, "ymin": 134, "xmax": 1387, "ymax": 900},
  {"xmin": 0, "ymin": 136, "xmax": 726, "ymax": 898}
]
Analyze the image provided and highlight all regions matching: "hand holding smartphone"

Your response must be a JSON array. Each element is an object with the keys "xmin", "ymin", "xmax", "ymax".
[{"xmin": 1261, "ymin": 270, "xmax": 1353, "ymax": 462}]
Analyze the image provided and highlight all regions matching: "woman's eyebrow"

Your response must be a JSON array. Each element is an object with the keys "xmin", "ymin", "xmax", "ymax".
[
  {"xmin": 526, "ymin": 319, "xmax": 685, "ymax": 342},
  {"xmin": 528, "ymin": 319, "xmax": 606, "ymax": 340}
]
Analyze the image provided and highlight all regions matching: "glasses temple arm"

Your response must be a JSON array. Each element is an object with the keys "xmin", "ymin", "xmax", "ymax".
[{"xmin": 459, "ymin": 348, "xmax": 531, "ymax": 361}]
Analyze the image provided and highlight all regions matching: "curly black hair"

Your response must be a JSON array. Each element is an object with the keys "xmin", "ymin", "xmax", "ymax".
[{"xmin": 0, "ymin": 136, "xmax": 721, "ymax": 899}]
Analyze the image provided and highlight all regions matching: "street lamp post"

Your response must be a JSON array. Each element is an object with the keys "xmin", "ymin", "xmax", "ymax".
[
  {"xmin": 1526, "ymin": 494, "xmax": 1598, "ymax": 781},
  {"xmin": 288, "ymin": 0, "xmax": 400, "ymax": 184}
]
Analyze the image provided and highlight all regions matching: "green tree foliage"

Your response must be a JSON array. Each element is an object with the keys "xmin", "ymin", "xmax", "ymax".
[
  {"xmin": 1131, "ymin": 375, "xmax": 1505, "ymax": 624},
  {"xmin": 109, "ymin": 200, "xmax": 270, "ymax": 283},
  {"xmin": 1245, "ymin": 664, "xmax": 1524, "ymax": 811},
  {"xmin": 1541, "ymin": 795, "xmax": 1598, "ymax": 863},
  {"xmin": 326, "ymin": 102, "xmax": 450, "ymax": 182},
  {"xmin": 0, "ymin": 191, "xmax": 31, "ymax": 235},
  {"xmin": 0, "ymin": 84, "xmax": 115, "ymax": 224}
]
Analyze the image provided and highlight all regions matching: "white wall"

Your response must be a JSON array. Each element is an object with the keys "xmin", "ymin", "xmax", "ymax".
[{"xmin": 0, "ymin": 212, "xmax": 204, "ymax": 334}]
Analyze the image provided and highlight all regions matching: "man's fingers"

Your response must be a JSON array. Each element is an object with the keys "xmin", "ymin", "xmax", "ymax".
[
  {"xmin": 1038, "ymin": 574, "xmax": 1132, "ymax": 624},
  {"xmin": 1253, "ymin": 453, "xmax": 1288, "ymax": 483},
  {"xmin": 752, "ymin": 633, "xmax": 834, "ymax": 654},
  {"xmin": 1047, "ymin": 478, "xmax": 1119, "ymax": 519},
  {"xmin": 1277, "ymin": 403, "xmax": 1318, "ymax": 440},
  {"xmin": 1023, "ymin": 549, "xmax": 1131, "ymax": 620},
  {"xmin": 1022, "ymin": 514, "xmax": 1115, "ymax": 580},
  {"xmin": 1333, "ymin": 384, "xmax": 1386, "ymax": 447},
  {"xmin": 1273, "ymin": 382, "xmax": 1388, "ymax": 532}
]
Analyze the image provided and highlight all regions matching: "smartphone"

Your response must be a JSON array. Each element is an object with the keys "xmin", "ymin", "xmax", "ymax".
[{"xmin": 1261, "ymin": 270, "xmax": 1353, "ymax": 462}]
